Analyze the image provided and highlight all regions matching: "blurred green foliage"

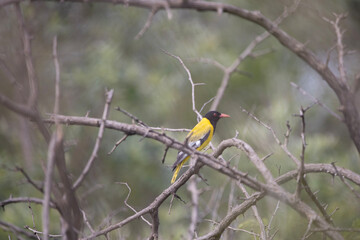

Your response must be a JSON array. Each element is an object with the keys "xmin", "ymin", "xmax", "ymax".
[{"xmin": 1, "ymin": 0, "xmax": 360, "ymax": 239}]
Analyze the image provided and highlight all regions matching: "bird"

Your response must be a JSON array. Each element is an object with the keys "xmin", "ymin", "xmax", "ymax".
[{"xmin": 171, "ymin": 111, "xmax": 230, "ymax": 184}]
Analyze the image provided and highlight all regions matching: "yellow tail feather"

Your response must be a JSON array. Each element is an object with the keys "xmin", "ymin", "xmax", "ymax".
[{"xmin": 171, "ymin": 160, "xmax": 186, "ymax": 184}]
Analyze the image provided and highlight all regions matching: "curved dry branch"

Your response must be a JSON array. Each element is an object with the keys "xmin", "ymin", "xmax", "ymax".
[{"xmin": 44, "ymin": 114, "xmax": 351, "ymax": 240}]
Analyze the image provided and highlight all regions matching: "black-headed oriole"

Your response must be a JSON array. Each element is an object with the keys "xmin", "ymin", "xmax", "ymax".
[{"xmin": 171, "ymin": 111, "xmax": 230, "ymax": 183}]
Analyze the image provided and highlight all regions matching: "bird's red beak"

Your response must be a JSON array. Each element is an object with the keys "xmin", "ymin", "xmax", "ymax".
[{"xmin": 220, "ymin": 113, "xmax": 230, "ymax": 118}]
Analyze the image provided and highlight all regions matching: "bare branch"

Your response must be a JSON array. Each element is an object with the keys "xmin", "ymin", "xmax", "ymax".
[
  {"xmin": 187, "ymin": 176, "xmax": 199, "ymax": 239},
  {"xmin": 116, "ymin": 182, "xmax": 152, "ymax": 226},
  {"xmin": 290, "ymin": 82, "xmax": 343, "ymax": 121},
  {"xmin": 196, "ymin": 192, "xmax": 264, "ymax": 240},
  {"xmin": 149, "ymin": 209, "xmax": 160, "ymax": 240},
  {"xmin": 135, "ymin": 7, "xmax": 158, "ymax": 40},
  {"xmin": 323, "ymin": 13, "xmax": 348, "ymax": 85},
  {"xmin": 0, "ymin": 93, "xmax": 37, "ymax": 119},
  {"xmin": 45, "ymin": 114, "xmax": 356, "ymax": 240},
  {"xmin": 12, "ymin": 166, "xmax": 43, "ymax": 193},
  {"xmin": 27, "ymin": 202, "xmax": 40, "ymax": 240},
  {"xmin": 81, "ymin": 209, "xmax": 95, "ymax": 234},
  {"xmin": 295, "ymin": 106, "xmax": 307, "ymax": 199},
  {"xmin": 331, "ymin": 162, "xmax": 360, "ymax": 199},
  {"xmin": 203, "ymin": 219, "xmax": 260, "ymax": 237},
  {"xmin": 24, "ymin": 226, "xmax": 62, "ymax": 238},
  {"xmin": 311, "ymin": 227, "xmax": 360, "ymax": 233},
  {"xmin": 162, "ymin": 49, "xmax": 202, "ymax": 120},
  {"xmin": 108, "ymin": 134, "xmax": 129, "ymax": 155},
  {"xmin": 14, "ymin": 3, "xmax": 38, "ymax": 108},
  {"xmin": 0, "ymin": 197, "xmax": 56, "ymax": 209},
  {"xmin": 42, "ymin": 133, "xmax": 57, "ymax": 240},
  {"xmin": 301, "ymin": 218, "xmax": 314, "ymax": 240},
  {"xmin": 115, "ymin": 106, "xmax": 149, "ymax": 127},
  {"xmin": 238, "ymin": 183, "xmax": 267, "ymax": 240},
  {"xmin": 161, "ymin": 145, "xmax": 170, "ymax": 164},
  {"xmin": 52, "ymin": 36, "xmax": 61, "ymax": 117},
  {"xmin": 240, "ymin": 106, "xmax": 301, "ymax": 166},
  {"xmin": 266, "ymin": 201, "xmax": 280, "ymax": 238}
]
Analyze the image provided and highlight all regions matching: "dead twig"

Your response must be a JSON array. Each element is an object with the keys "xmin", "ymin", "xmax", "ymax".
[
  {"xmin": 108, "ymin": 134, "xmax": 129, "ymax": 155},
  {"xmin": 73, "ymin": 89, "xmax": 114, "ymax": 190},
  {"xmin": 290, "ymin": 82, "xmax": 343, "ymax": 121},
  {"xmin": 135, "ymin": 7, "xmax": 158, "ymax": 40},
  {"xmin": 116, "ymin": 182, "xmax": 152, "ymax": 226}
]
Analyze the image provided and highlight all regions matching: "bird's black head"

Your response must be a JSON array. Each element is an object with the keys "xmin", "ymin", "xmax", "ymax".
[{"xmin": 204, "ymin": 111, "xmax": 230, "ymax": 131}]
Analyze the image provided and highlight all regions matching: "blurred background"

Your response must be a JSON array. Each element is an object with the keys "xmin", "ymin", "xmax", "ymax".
[{"xmin": 1, "ymin": 0, "xmax": 360, "ymax": 239}]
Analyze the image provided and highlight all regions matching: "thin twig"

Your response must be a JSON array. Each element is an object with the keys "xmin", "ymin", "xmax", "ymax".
[
  {"xmin": 81, "ymin": 209, "xmax": 95, "ymax": 233},
  {"xmin": 240, "ymin": 105, "xmax": 301, "ymax": 166},
  {"xmin": 161, "ymin": 145, "xmax": 170, "ymax": 164},
  {"xmin": 14, "ymin": 3, "xmax": 38, "ymax": 108},
  {"xmin": 162, "ymin": 49, "xmax": 202, "ymax": 120},
  {"xmin": 295, "ymin": 106, "xmax": 307, "ymax": 198},
  {"xmin": 301, "ymin": 218, "xmax": 314, "ymax": 240},
  {"xmin": 27, "ymin": 202, "xmax": 40, "ymax": 240},
  {"xmin": 73, "ymin": 89, "xmax": 114, "ymax": 189},
  {"xmin": 238, "ymin": 182, "xmax": 267, "ymax": 240},
  {"xmin": 331, "ymin": 162, "xmax": 360, "ymax": 199},
  {"xmin": 13, "ymin": 166, "xmax": 43, "ymax": 193},
  {"xmin": 266, "ymin": 201, "xmax": 280, "ymax": 238},
  {"xmin": 135, "ymin": 7, "xmax": 158, "ymax": 40},
  {"xmin": 24, "ymin": 226, "xmax": 62, "ymax": 238},
  {"xmin": 204, "ymin": 219, "xmax": 260, "ymax": 237},
  {"xmin": 323, "ymin": 13, "xmax": 348, "ymax": 86},
  {"xmin": 290, "ymin": 82, "xmax": 342, "ymax": 121},
  {"xmin": 116, "ymin": 182, "xmax": 152, "ymax": 226},
  {"xmin": 311, "ymin": 227, "xmax": 360, "ymax": 233},
  {"xmin": 108, "ymin": 134, "xmax": 129, "ymax": 155},
  {"xmin": 115, "ymin": 106, "xmax": 149, "ymax": 127},
  {"xmin": 0, "ymin": 197, "xmax": 56, "ymax": 209},
  {"xmin": 199, "ymin": 97, "xmax": 215, "ymax": 114}
]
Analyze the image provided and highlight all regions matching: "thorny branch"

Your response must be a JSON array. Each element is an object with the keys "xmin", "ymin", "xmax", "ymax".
[
  {"xmin": 1, "ymin": 1, "xmax": 360, "ymax": 240},
  {"xmin": 43, "ymin": 114, "xmax": 354, "ymax": 240}
]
